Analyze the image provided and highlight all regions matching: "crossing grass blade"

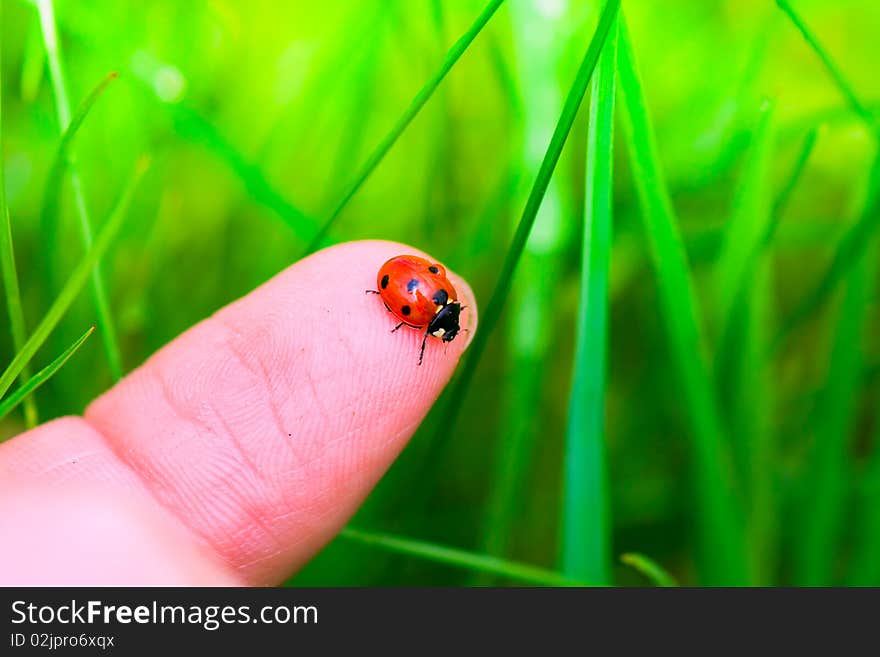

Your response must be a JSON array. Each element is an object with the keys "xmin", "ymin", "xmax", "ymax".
[
  {"xmin": 340, "ymin": 527, "xmax": 591, "ymax": 586},
  {"xmin": 303, "ymin": 0, "xmax": 506, "ymax": 255},
  {"xmin": 793, "ymin": 247, "xmax": 875, "ymax": 585},
  {"xmin": 620, "ymin": 553, "xmax": 679, "ymax": 587},
  {"xmin": 767, "ymin": 126, "xmax": 820, "ymax": 242},
  {"xmin": 0, "ymin": 326, "xmax": 95, "ymax": 422},
  {"xmin": 772, "ymin": 151, "xmax": 880, "ymax": 350},
  {"xmin": 617, "ymin": 13, "xmax": 747, "ymax": 585},
  {"xmin": 561, "ymin": 16, "xmax": 618, "ymax": 585},
  {"xmin": 775, "ymin": 0, "xmax": 878, "ymax": 135},
  {"xmin": 161, "ymin": 101, "xmax": 320, "ymax": 239},
  {"xmin": 427, "ymin": 0, "xmax": 621, "ymax": 462},
  {"xmin": 0, "ymin": 2, "xmax": 39, "ymax": 428},
  {"xmin": 41, "ymin": 71, "xmax": 119, "ymax": 238},
  {"xmin": 36, "ymin": 0, "xmax": 124, "ymax": 380},
  {"xmin": 0, "ymin": 159, "xmax": 147, "ymax": 400},
  {"xmin": 40, "ymin": 71, "xmax": 119, "ymax": 298}
]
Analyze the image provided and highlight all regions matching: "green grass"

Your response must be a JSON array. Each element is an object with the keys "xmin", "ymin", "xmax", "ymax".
[
  {"xmin": 155, "ymin": 100, "xmax": 320, "ymax": 240},
  {"xmin": 714, "ymin": 100, "xmax": 775, "ymax": 343},
  {"xmin": 41, "ymin": 71, "xmax": 118, "ymax": 294},
  {"xmin": 793, "ymin": 204, "xmax": 876, "ymax": 585},
  {"xmin": 0, "ymin": 326, "xmax": 95, "ymax": 421},
  {"xmin": 304, "ymin": 0, "xmax": 507, "ymax": 254},
  {"xmin": 713, "ymin": 101, "xmax": 778, "ymax": 585},
  {"xmin": 773, "ymin": 152, "xmax": 880, "ymax": 349},
  {"xmin": 767, "ymin": 126, "xmax": 821, "ymax": 243},
  {"xmin": 0, "ymin": 0, "xmax": 38, "ymax": 429},
  {"xmin": 0, "ymin": 159, "xmax": 146, "ymax": 402},
  {"xmin": 560, "ymin": 15, "xmax": 618, "ymax": 586},
  {"xmin": 4, "ymin": 0, "xmax": 880, "ymax": 587},
  {"xmin": 851, "ymin": 398, "xmax": 880, "ymax": 585},
  {"xmin": 620, "ymin": 553, "xmax": 678, "ymax": 587},
  {"xmin": 340, "ymin": 527, "xmax": 591, "ymax": 586},
  {"xmin": 617, "ymin": 12, "xmax": 747, "ymax": 585},
  {"xmin": 36, "ymin": 0, "xmax": 124, "ymax": 381},
  {"xmin": 775, "ymin": 0, "xmax": 878, "ymax": 135},
  {"xmin": 475, "ymin": 0, "xmax": 566, "ymax": 579},
  {"xmin": 428, "ymin": 0, "xmax": 620, "ymax": 461}
]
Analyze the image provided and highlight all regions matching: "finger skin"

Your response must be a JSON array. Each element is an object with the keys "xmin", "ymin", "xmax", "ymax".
[
  {"xmin": 0, "ymin": 476, "xmax": 243, "ymax": 586},
  {"xmin": 0, "ymin": 240, "xmax": 476, "ymax": 585}
]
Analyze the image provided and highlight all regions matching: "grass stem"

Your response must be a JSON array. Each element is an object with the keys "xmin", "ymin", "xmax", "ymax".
[{"xmin": 36, "ymin": 0, "xmax": 124, "ymax": 380}]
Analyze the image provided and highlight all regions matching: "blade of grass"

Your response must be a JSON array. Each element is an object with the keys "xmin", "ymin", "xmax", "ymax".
[
  {"xmin": 41, "ymin": 71, "xmax": 119, "ymax": 237},
  {"xmin": 713, "ymin": 103, "xmax": 776, "ymax": 583},
  {"xmin": 35, "ymin": 0, "xmax": 124, "ymax": 380},
  {"xmin": 775, "ymin": 0, "xmax": 878, "ymax": 135},
  {"xmin": 719, "ymin": 259, "xmax": 776, "ymax": 585},
  {"xmin": 478, "ymin": 0, "xmax": 574, "ymax": 582},
  {"xmin": 850, "ymin": 408, "xmax": 880, "ymax": 585},
  {"xmin": 340, "ymin": 527, "xmax": 591, "ymax": 587},
  {"xmin": 163, "ymin": 101, "xmax": 321, "ymax": 239},
  {"xmin": 561, "ymin": 16, "xmax": 618, "ymax": 585},
  {"xmin": 40, "ymin": 71, "xmax": 119, "ymax": 297},
  {"xmin": 426, "ymin": 0, "xmax": 620, "ymax": 466},
  {"xmin": 0, "ymin": 159, "xmax": 146, "ymax": 401},
  {"xmin": 772, "ymin": 150, "xmax": 880, "ymax": 350},
  {"xmin": 0, "ymin": 326, "xmax": 95, "ymax": 421},
  {"xmin": 0, "ymin": 1, "xmax": 39, "ymax": 428},
  {"xmin": 714, "ymin": 100, "xmax": 775, "ymax": 335},
  {"xmin": 793, "ymin": 246, "xmax": 874, "ymax": 585},
  {"xmin": 620, "ymin": 553, "xmax": 679, "ymax": 587},
  {"xmin": 617, "ymin": 13, "xmax": 747, "ymax": 585},
  {"xmin": 303, "ymin": 0, "xmax": 506, "ymax": 255},
  {"xmin": 766, "ymin": 125, "xmax": 821, "ymax": 243}
]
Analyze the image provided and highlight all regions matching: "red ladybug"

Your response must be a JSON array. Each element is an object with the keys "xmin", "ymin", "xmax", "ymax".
[{"xmin": 367, "ymin": 255, "xmax": 464, "ymax": 365}]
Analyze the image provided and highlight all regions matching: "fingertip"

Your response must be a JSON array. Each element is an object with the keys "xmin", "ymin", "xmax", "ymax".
[{"xmin": 80, "ymin": 239, "xmax": 479, "ymax": 583}]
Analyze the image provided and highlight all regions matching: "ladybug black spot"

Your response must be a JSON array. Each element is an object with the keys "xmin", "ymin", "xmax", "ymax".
[
  {"xmin": 406, "ymin": 278, "xmax": 419, "ymax": 292},
  {"xmin": 432, "ymin": 289, "xmax": 449, "ymax": 306},
  {"xmin": 401, "ymin": 305, "xmax": 411, "ymax": 316},
  {"xmin": 428, "ymin": 265, "xmax": 440, "ymax": 274},
  {"xmin": 380, "ymin": 274, "xmax": 390, "ymax": 289}
]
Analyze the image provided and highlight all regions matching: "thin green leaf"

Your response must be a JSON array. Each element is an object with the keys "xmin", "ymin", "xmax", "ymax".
[
  {"xmin": 340, "ymin": 527, "xmax": 591, "ymax": 587},
  {"xmin": 775, "ymin": 0, "xmax": 878, "ymax": 134},
  {"xmin": 0, "ymin": 0, "xmax": 38, "ymax": 428},
  {"xmin": 850, "ymin": 411, "xmax": 880, "ymax": 585},
  {"xmin": 0, "ymin": 159, "xmax": 147, "ymax": 400},
  {"xmin": 714, "ymin": 100, "xmax": 775, "ymax": 335},
  {"xmin": 620, "ymin": 553, "xmax": 679, "ymax": 587},
  {"xmin": 737, "ymin": 260, "xmax": 775, "ymax": 585},
  {"xmin": 713, "ymin": 104, "xmax": 777, "ymax": 583},
  {"xmin": 41, "ymin": 71, "xmax": 119, "ymax": 238},
  {"xmin": 773, "ymin": 151, "xmax": 880, "ymax": 350},
  {"xmin": 303, "ymin": 0, "xmax": 507, "ymax": 255},
  {"xmin": 163, "ymin": 102, "xmax": 320, "ymax": 239},
  {"xmin": 767, "ymin": 125, "xmax": 821, "ymax": 242},
  {"xmin": 36, "ymin": 0, "xmax": 124, "ymax": 381},
  {"xmin": 793, "ymin": 246, "xmax": 875, "ymax": 585},
  {"xmin": 617, "ymin": 13, "xmax": 747, "ymax": 585},
  {"xmin": 478, "ymin": 0, "xmax": 573, "ymax": 583},
  {"xmin": 0, "ymin": 326, "xmax": 95, "ymax": 421},
  {"xmin": 561, "ymin": 16, "xmax": 618, "ymax": 585},
  {"xmin": 427, "ymin": 0, "xmax": 621, "ymax": 463}
]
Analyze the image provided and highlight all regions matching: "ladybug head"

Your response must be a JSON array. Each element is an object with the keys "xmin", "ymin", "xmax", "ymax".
[{"xmin": 427, "ymin": 301, "xmax": 462, "ymax": 343}]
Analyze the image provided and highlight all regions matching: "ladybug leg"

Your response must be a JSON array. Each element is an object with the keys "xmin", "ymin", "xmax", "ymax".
[
  {"xmin": 365, "ymin": 289, "xmax": 380, "ymax": 295},
  {"xmin": 390, "ymin": 322, "xmax": 405, "ymax": 333},
  {"xmin": 418, "ymin": 331, "xmax": 429, "ymax": 366}
]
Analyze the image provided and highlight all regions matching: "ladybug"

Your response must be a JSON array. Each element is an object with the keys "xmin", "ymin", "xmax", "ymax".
[{"xmin": 367, "ymin": 255, "xmax": 464, "ymax": 365}]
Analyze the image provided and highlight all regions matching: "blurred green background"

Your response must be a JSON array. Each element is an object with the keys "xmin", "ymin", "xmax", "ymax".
[{"xmin": 1, "ymin": 0, "xmax": 879, "ymax": 586}]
